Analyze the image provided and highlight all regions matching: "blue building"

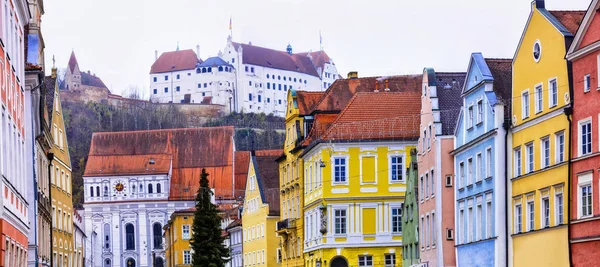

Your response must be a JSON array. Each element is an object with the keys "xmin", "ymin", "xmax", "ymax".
[{"xmin": 452, "ymin": 53, "xmax": 511, "ymax": 267}]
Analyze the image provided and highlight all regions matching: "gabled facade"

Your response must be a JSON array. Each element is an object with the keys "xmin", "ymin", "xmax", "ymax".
[
  {"xmin": 565, "ymin": 0, "xmax": 600, "ymax": 265},
  {"xmin": 163, "ymin": 209, "xmax": 194, "ymax": 267},
  {"xmin": 241, "ymin": 150, "xmax": 281, "ymax": 267},
  {"xmin": 452, "ymin": 53, "xmax": 511, "ymax": 267},
  {"xmin": 301, "ymin": 91, "xmax": 421, "ymax": 267},
  {"xmin": 402, "ymin": 149, "xmax": 419, "ymax": 267},
  {"xmin": 510, "ymin": 1, "xmax": 584, "ymax": 266},
  {"xmin": 418, "ymin": 69, "xmax": 465, "ymax": 267}
]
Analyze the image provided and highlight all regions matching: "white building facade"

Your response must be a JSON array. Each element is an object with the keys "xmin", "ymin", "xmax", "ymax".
[{"xmin": 149, "ymin": 37, "xmax": 340, "ymax": 116}]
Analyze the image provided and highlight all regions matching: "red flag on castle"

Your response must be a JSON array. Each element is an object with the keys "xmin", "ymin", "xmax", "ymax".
[{"xmin": 229, "ymin": 17, "xmax": 232, "ymax": 30}]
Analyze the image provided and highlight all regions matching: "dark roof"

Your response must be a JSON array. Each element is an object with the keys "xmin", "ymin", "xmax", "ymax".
[
  {"xmin": 485, "ymin": 58, "xmax": 513, "ymax": 117},
  {"xmin": 548, "ymin": 10, "xmax": 586, "ymax": 35},
  {"xmin": 234, "ymin": 151, "xmax": 251, "ymax": 199},
  {"xmin": 312, "ymin": 75, "xmax": 422, "ymax": 113},
  {"xmin": 253, "ymin": 150, "xmax": 281, "ymax": 216},
  {"xmin": 198, "ymin": 57, "xmax": 233, "ymax": 68},
  {"xmin": 84, "ymin": 127, "xmax": 236, "ymax": 200},
  {"xmin": 81, "ymin": 72, "xmax": 108, "ymax": 89},
  {"xmin": 226, "ymin": 218, "xmax": 242, "ymax": 230},
  {"xmin": 435, "ymin": 72, "xmax": 466, "ymax": 135},
  {"xmin": 150, "ymin": 49, "xmax": 201, "ymax": 74},
  {"xmin": 295, "ymin": 91, "xmax": 324, "ymax": 115},
  {"xmin": 44, "ymin": 76, "xmax": 57, "ymax": 123},
  {"xmin": 232, "ymin": 42, "xmax": 319, "ymax": 77},
  {"xmin": 297, "ymin": 50, "xmax": 333, "ymax": 72},
  {"xmin": 68, "ymin": 51, "xmax": 78, "ymax": 72}
]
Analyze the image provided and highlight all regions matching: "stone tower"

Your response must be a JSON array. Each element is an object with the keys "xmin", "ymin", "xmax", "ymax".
[{"xmin": 65, "ymin": 51, "xmax": 81, "ymax": 90}]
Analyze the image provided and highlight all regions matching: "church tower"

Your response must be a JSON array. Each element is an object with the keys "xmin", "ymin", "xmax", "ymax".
[{"xmin": 65, "ymin": 51, "xmax": 81, "ymax": 90}]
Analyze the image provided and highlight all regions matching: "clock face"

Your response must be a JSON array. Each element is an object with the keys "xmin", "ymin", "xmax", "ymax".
[{"xmin": 113, "ymin": 181, "xmax": 126, "ymax": 193}]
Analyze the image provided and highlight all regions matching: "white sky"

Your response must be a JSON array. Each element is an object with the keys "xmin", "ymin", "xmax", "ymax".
[{"xmin": 42, "ymin": 0, "xmax": 592, "ymax": 97}]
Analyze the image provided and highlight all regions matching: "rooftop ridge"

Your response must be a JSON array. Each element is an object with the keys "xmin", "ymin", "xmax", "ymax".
[{"xmin": 91, "ymin": 126, "xmax": 234, "ymax": 135}]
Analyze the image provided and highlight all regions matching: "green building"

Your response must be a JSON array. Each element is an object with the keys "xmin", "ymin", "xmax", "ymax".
[{"xmin": 402, "ymin": 149, "xmax": 420, "ymax": 267}]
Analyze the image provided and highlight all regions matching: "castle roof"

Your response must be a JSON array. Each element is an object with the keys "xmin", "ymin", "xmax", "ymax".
[
  {"xmin": 150, "ymin": 49, "xmax": 202, "ymax": 74},
  {"xmin": 84, "ymin": 127, "xmax": 240, "ymax": 201},
  {"xmin": 81, "ymin": 72, "xmax": 108, "ymax": 89},
  {"xmin": 68, "ymin": 51, "xmax": 78, "ymax": 72},
  {"xmin": 198, "ymin": 57, "xmax": 233, "ymax": 68},
  {"xmin": 232, "ymin": 42, "xmax": 320, "ymax": 77},
  {"xmin": 297, "ymin": 50, "xmax": 334, "ymax": 73}
]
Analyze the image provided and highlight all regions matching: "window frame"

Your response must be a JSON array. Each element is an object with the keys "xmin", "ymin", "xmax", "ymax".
[
  {"xmin": 541, "ymin": 136, "xmax": 550, "ymax": 168},
  {"xmin": 584, "ymin": 74, "xmax": 591, "ymax": 92},
  {"xmin": 527, "ymin": 199, "xmax": 535, "ymax": 232},
  {"xmin": 578, "ymin": 118, "xmax": 592, "ymax": 156},
  {"xmin": 358, "ymin": 255, "xmax": 373, "ymax": 267},
  {"xmin": 333, "ymin": 209, "xmax": 347, "ymax": 235},
  {"xmin": 534, "ymin": 83, "xmax": 543, "ymax": 114},
  {"xmin": 555, "ymin": 131, "xmax": 565, "ymax": 163},
  {"xmin": 522, "ymin": 90, "xmax": 530, "ymax": 119},
  {"xmin": 578, "ymin": 173, "xmax": 593, "ymax": 219},
  {"xmin": 548, "ymin": 78, "xmax": 558, "ymax": 108},
  {"xmin": 525, "ymin": 142, "xmax": 534, "ymax": 174},
  {"xmin": 514, "ymin": 201, "xmax": 522, "ymax": 234},
  {"xmin": 389, "ymin": 155, "xmax": 405, "ymax": 183},
  {"xmin": 514, "ymin": 147, "xmax": 522, "ymax": 177},
  {"xmin": 391, "ymin": 206, "xmax": 403, "ymax": 234},
  {"xmin": 541, "ymin": 195, "xmax": 550, "ymax": 228},
  {"xmin": 477, "ymin": 99, "xmax": 484, "ymax": 125},
  {"xmin": 467, "ymin": 104, "xmax": 474, "ymax": 129},
  {"xmin": 332, "ymin": 156, "xmax": 349, "ymax": 184}
]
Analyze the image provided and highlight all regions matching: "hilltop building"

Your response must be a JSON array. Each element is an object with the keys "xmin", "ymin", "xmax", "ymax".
[
  {"xmin": 149, "ymin": 37, "xmax": 340, "ymax": 116},
  {"xmin": 61, "ymin": 51, "xmax": 112, "ymax": 103}
]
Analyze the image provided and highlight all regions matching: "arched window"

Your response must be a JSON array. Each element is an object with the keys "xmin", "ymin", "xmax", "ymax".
[
  {"xmin": 104, "ymin": 259, "xmax": 111, "ymax": 267},
  {"xmin": 148, "ymin": 184, "xmax": 153, "ymax": 194},
  {"xmin": 125, "ymin": 224, "xmax": 135, "ymax": 250},
  {"xmin": 218, "ymin": 66, "xmax": 223, "ymax": 72},
  {"xmin": 208, "ymin": 67, "xmax": 212, "ymax": 72},
  {"xmin": 139, "ymin": 184, "xmax": 143, "ymax": 192},
  {"xmin": 104, "ymin": 186, "xmax": 109, "ymax": 196},
  {"xmin": 103, "ymin": 224, "xmax": 111, "ymax": 249},
  {"xmin": 90, "ymin": 186, "xmax": 94, "ymax": 197},
  {"xmin": 96, "ymin": 186, "xmax": 100, "ymax": 197},
  {"xmin": 196, "ymin": 68, "xmax": 201, "ymax": 74},
  {"xmin": 202, "ymin": 68, "xmax": 207, "ymax": 73},
  {"xmin": 153, "ymin": 223, "xmax": 163, "ymax": 248},
  {"xmin": 156, "ymin": 183, "xmax": 161, "ymax": 194}
]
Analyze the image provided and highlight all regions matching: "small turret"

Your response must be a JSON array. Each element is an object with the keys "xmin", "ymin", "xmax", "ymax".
[{"xmin": 286, "ymin": 44, "xmax": 292, "ymax": 55}]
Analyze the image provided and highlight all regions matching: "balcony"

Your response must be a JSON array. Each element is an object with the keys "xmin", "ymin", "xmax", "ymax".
[{"xmin": 276, "ymin": 218, "xmax": 296, "ymax": 232}]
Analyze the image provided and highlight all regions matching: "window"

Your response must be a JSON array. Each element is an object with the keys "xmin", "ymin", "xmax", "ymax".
[
  {"xmin": 425, "ymin": 174, "xmax": 429, "ymax": 197},
  {"xmin": 148, "ymin": 184, "xmax": 153, "ymax": 194},
  {"xmin": 164, "ymin": 75, "xmax": 168, "ymax": 81},
  {"xmin": 467, "ymin": 158, "xmax": 473, "ymax": 185},
  {"xmin": 251, "ymin": 67, "xmax": 254, "ymax": 73},
  {"xmin": 476, "ymin": 153, "xmax": 482, "ymax": 182},
  {"xmin": 164, "ymin": 87, "xmax": 168, "ymax": 93},
  {"xmin": 420, "ymin": 176, "xmax": 424, "ymax": 201},
  {"xmin": 526, "ymin": 143, "xmax": 534, "ymax": 173},
  {"xmin": 125, "ymin": 223, "xmax": 135, "ymax": 250},
  {"xmin": 535, "ymin": 84, "xmax": 543, "ymax": 113},
  {"xmin": 486, "ymin": 198, "xmax": 492, "ymax": 238},
  {"xmin": 248, "ymin": 93, "xmax": 253, "ymax": 101},
  {"xmin": 477, "ymin": 100, "xmax": 483, "ymax": 124},
  {"xmin": 458, "ymin": 204, "xmax": 464, "ymax": 244},
  {"xmin": 384, "ymin": 254, "xmax": 396, "ymax": 267},
  {"xmin": 584, "ymin": 74, "xmax": 591, "ymax": 92},
  {"xmin": 542, "ymin": 197, "xmax": 550, "ymax": 228},
  {"xmin": 334, "ymin": 209, "xmax": 347, "ymax": 234},
  {"xmin": 258, "ymin": 95, "xmax": 262, "ymax": 102},
  {"xmin": 468, "ymin": 203, "xmax": 473, "ymax": 242},
  {"xmin": 527, "ymin": 200, "xmax": 534, "ymax": 231},
  {"xmin": 153, "ymin": 89, "xmax": 157, "ymax": 94},
  {"xmin": 427, "ymin": 125, "xmax": 432, "ymax": 149},
  {"xmin": 183, "ymin": 250, "xmax": 191, "ymax": 264},
  {"xmin": 522, "ymin": 91, "xmax": 530, "ymax": 118},
  {"xmin": 445, "ymin": 175, "xmax": 452, "ymax": 187},
  {"xmin": 153, "ymin": 77, "xmax": 157, "ymax": 82},
  {"xmin": 580, "ymin": 183, "xmax": 592, "ymax": 218},
  {"xmin": 579, "ymin": 120, "xmax": 592, "ymax": 156},
  {"xmin": 485, "ymin": 148, "xmax": 492, "ymax": 178},
  {"xmin": 431, "ymin": 169, "xmax": 435, "ymax": 197},
  {"xmin": 391, "ymin": 207, "xmax": 402, "ymax": 233},
  {"xmin": 358, "ymin": 255, "xmax": 373, "ymax": 267},
  {"xmin": 267, "ymin": 83, "xmax": 270, "ymax": 89},
  {"xmin": 556, "ymin": 132, "xmax": 565, "ymax": 163},
  {"xmin": 515, "ymin": 203, "xmax": 522, "ymax": 233},
  {"xmin": 182, "ymin": 225, "xmax": 190, "ymax": 240},
  {"xmin": 468, "ymin": 105, "xmax": 474, "ymax": 129},
  {"xmin": 153, "ymin": 223, "xmax": 162, "ymax": 248},
  {"xmin": 549, "ymin": 79, "xmax": 558, "ymax": 107},
  {"xmin": 90, "ymin": 186, "xmax": 94, "ymax": 197},
  {"xmin": 422, "ymin": 129, "xmax": 427, "ymax": 152},
  {"xmin": 541, "ymin": 137, "xmax": 550, "ymax": 168},
  {"xmin": 459, "ymin": 162, "xmax": 465, "ymax": 188},
  {"xmin": 476, "ymin": 201, "xmax": 482, "ymax": 240},
  {"xmin": 333, "ymin": 158, "xmax": 346, "ymax": 183},
  {"xmin": 176, "ymin": 86, "xmax": 180, "ymax": 92}
]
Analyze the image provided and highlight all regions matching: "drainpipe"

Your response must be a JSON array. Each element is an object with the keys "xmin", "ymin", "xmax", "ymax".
[
  {"xmin": 565, "ymin": 105, "xmax": 573, "ymax": 267},
  {"xmin": 503, "ymin": 117, "xmax": 511, "ymax": 267}
]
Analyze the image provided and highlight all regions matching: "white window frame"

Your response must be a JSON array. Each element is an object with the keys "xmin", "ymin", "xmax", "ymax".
[
  {"xmin": 458, "ymin": 161, "xmax": 465, "ymax": 188},
  {"xmin": 555, "ymin": 131, "xmax": 565, "ymax": 163},
  {"xmin": 467, "ymin": 157, "xmax": 473, "ymax": 185},
  {"xmin": 458, "ymin": 202, "xmax": 465, "ymax": 244},
  {"xmin": 333, "ymin": 208, "xmax": 347, "ymax": 235},
  {"xmin": 384, "ymin": 254, "xmax": 396, "ymax": 267},
  {"xmin": 358, "ymin": 255, "xmax": 373, "ymax": 267},
  {"xmin": 578, "ymin": 118, "xmax": 592, "ymax": 157},
  {"xmin": 467, "ymin": 105, "xmax": 474, "ymax": 129},
  {"xmin": 522, "ymin": 90, "xmax": 530, "ymax": 119},
  {"xmin": 584, "ymin": 74, "xmax": 591, "ymax": 92},
  {"xmin": 514, "ymin": 201, "xmax": 522, "ymax": 234},
  {"xmin": 527, "ymin": 199, "xmax": 535, "ymax": 232},
  {"xmin": 476, "ymin": 153, "xmax": 482, "ymax": 182},
  {"xmin": 332, "ymin": 156, "xmax": 349, "ymax": 184},
  {"xmin": 514, "ymin": 147, "xmax": 522, "ymax": 177},
  {"xmin": 476, "ymin": 196, "xmax": 483, "ymax": 241},
  {"xmin": 534, "ymin": 83, "xmax": 543, "ymax": 113},
  {"xmin": 183, "ymin": 250, "xmax": 191, "ymax": 264},
  {"xmin": 578, "ymin": 173, "xmax": 593, "ymax": 219},
  {"xmin": 541, "ymin": 136, "xmax": 550, "ymax": 168},
  {"xmin": 391, "ymin": 206, "xmax": 403, "ymax": 234},
  {"xmin": 549, "ymin": 78, "xmax": 558, "ymax": 108},
  {"xmin": 477, "ymin": 99, "xmax": 484, "ymax": 124},
  {"xmin": 182, "ymin": 224, "xmax": 190, "ymax": 240},
  {"xmin": 526, "ymin": 143, "xmax": 534, "ymax": 174},
  {"xmin": 486, "ymin": 147, "xmax": 492, "ymax": 178}
]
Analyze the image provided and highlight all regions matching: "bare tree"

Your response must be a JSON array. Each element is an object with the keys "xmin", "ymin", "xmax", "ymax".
[{"xmin": 126, "ymin": 85, "xmax": 147, "ymax": 100}]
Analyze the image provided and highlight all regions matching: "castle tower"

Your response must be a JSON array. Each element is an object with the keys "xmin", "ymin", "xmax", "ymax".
[{"xmin": 65, "ymin": 51, "xmax": 82, "ymax": 90}]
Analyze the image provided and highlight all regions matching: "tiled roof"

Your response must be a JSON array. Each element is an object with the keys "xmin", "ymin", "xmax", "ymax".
[
  {"xmin": 198, "ymin": 57, "xmax": 233, "ymax": 68},
  {"xmin": 150, "ymin": 49, "xmax": 201, "ymax": 74},
  {"xmin": 253, "ymin": 150, "xmax": 282, "ymax": 216},
  {"xmin": 44, "ymin": 76, "xmax": 57, "ymax": 123},
  {"xmin": 226, "ymin": 218, "xmax": 242, "ymax": 230},
  {"xmin": 549, "ymin": 10, "xmax": 586, "ymax": 35},
  {"xmin": 234, "ymin": 151, "xmax": 250, "ymax": 199},
  {"xmin": 435, "ymin": 72, "xmax": 466, "ymax": 135},
  {"xmin": 485, "ymin": 58, "xmax": 513, "ymax": 117},
  {"xmin": 297, "ymin": 50, "xmax": 332, "ymax": 72},
  {"xmin": 232, "ymin": 42, "xmax": 319, "ymax": 77},
  {"xmin": 81, "ymin": 72, "xmax": 108, "ymax": 89},
  {"xmin": 296, "ymin": 91, "xmax": 324, "ymax": 115},
  {"xmin": 322, "ymin": 92, "xmax": 421, "ymax": 141},
  {"xmin": 84, "ymin": 127, "xmax": 236, "ymax": 200},
  {"xmin": 311, "ymin": 75, "xmax": 422, "ymax": 113},
  {"xmin": 68, "ymin": 51, "xmax": 78, "ymax": 72}
]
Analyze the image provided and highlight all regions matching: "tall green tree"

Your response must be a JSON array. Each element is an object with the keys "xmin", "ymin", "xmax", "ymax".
[{"xmin": 190, "ymin": 169, "xmax": 229, "ymax": 267}]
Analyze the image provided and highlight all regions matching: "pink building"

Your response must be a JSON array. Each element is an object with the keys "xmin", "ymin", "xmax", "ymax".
[{"xmin": 417, "ymin": 69, "xmax": 465, "ymax": 267}]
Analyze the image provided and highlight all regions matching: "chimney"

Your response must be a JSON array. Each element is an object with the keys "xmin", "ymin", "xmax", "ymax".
[
  {"xmin": 155, "ymin": 50, "xmax": 158, "ymax": 61},
  {"xmin": 535, "ymin": 0, "xmax": 544, "ymax": 9},
  {"xmin": 375, "ymin": 81, "xmax": 379, "ymax": 92},
  {"xmin": 385, "ymin": 79, "xmax": 389, "ymax": 91},
  {"xmin": 347, "ymin": 71, "xmax": 358, "ymax": 79},
  {"xmin": 87, "ymin": 70, "xmax": 90, "ymax": 75},
  {"xmin": 196, "ymin": 45, "xmax": 200, "ymax": 59}
]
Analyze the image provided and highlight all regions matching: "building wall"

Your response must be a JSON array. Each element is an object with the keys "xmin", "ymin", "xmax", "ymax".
[
  {"xmin": 227, "ymin": 226, "xmax": 243, "ymax": 267},
  {"xmin": 510, "ymin": 3, "xmax": 571, "ymax": 267},
  {"xmin": 164, "ymin": 212, "xmax": 193, "ymax": 267},
  {"xmin": 242, "ymin": 160, "xmax": 280, "ymax": 267}
]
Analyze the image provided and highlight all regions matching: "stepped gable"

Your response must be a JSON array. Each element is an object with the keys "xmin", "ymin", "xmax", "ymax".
[
  {"xmin": 232, "ymin": 42, "xmax": 319, "ymax": 77},
  {"xmin": 84, "ymin": 127, "xmax": 236, "ymax": 200},
  {"xmin": 435, "ymin": 72, "xmax": 466, "ymax": 135},
  {"xmin": 150, "ymin": 49, "xmax": 201, "ymax": 74},
  {"xmin": 311, "ymin": 75, "xmax": 422, "ymax": 113},
  {"xmin": 322, "ymin": 92, "xmax": 421, "ymax": 141}
]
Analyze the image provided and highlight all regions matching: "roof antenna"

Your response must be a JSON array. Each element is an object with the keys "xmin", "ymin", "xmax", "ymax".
[{"xmin": 176, "ymin": 41, "xmax": 180, "ymax": 51}]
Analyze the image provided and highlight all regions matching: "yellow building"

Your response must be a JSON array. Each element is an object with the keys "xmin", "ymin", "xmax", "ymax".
[
  {"xmin": 510, "ymin": 1, "xmax": 583, "ymax": 266},
  {"xmin": 164, "ymin": 208, "xmax": 194, "ymax": 267},
  {"xmin": 242, "ymin": 150, "xmax": 282, "ymax": 266},
  {"xmin": 49, "ymin": 73, "xmax": 75, "ymax": 266},
  {"xmin": 300, "ymin": 91, "xmax": 421, "ymax": 267},
  {"xmin": 276, "ymin": 89, "xmax": 324, "ymax": 266}
]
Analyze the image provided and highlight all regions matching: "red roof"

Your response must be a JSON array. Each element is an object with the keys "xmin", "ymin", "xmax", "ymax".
[
  {"xmin": 296, "ymin": 91, "xmax": 324, "ymax": 115},
  {"xmin": 234, "ymin": 151, "xmax": 250, "ymax": 199},
  {"xmin": 549, "ymin": 10, "xmax": 586, "ymax": 35},
  {"xmin": 84, "ymin": 127, "xmax": 236, "ymax": 200},
  {"xmin": 150, "ymin": 49, "xmax": 201, "ymax": 74},
  {"xmin": 232, "ymin": 42, "xmax": 319, "ymax": 77},
  {"xmin": 297, "ymin": 50, "xmax": 332, "ymax": 73},
  {"xmin": 322, "ymin": 92, "xmax": 421, "ymax": 141}
]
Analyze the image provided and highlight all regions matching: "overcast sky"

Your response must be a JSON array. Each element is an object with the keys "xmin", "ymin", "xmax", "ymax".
[{"xmin": 42, "ymin": 0, "xmax": 592, "ymax": 97}]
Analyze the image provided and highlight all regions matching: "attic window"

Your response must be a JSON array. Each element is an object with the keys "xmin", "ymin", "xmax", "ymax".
[{"xmin": 149, "ymin": 159, "xmax": 156, "ymax": 165}]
